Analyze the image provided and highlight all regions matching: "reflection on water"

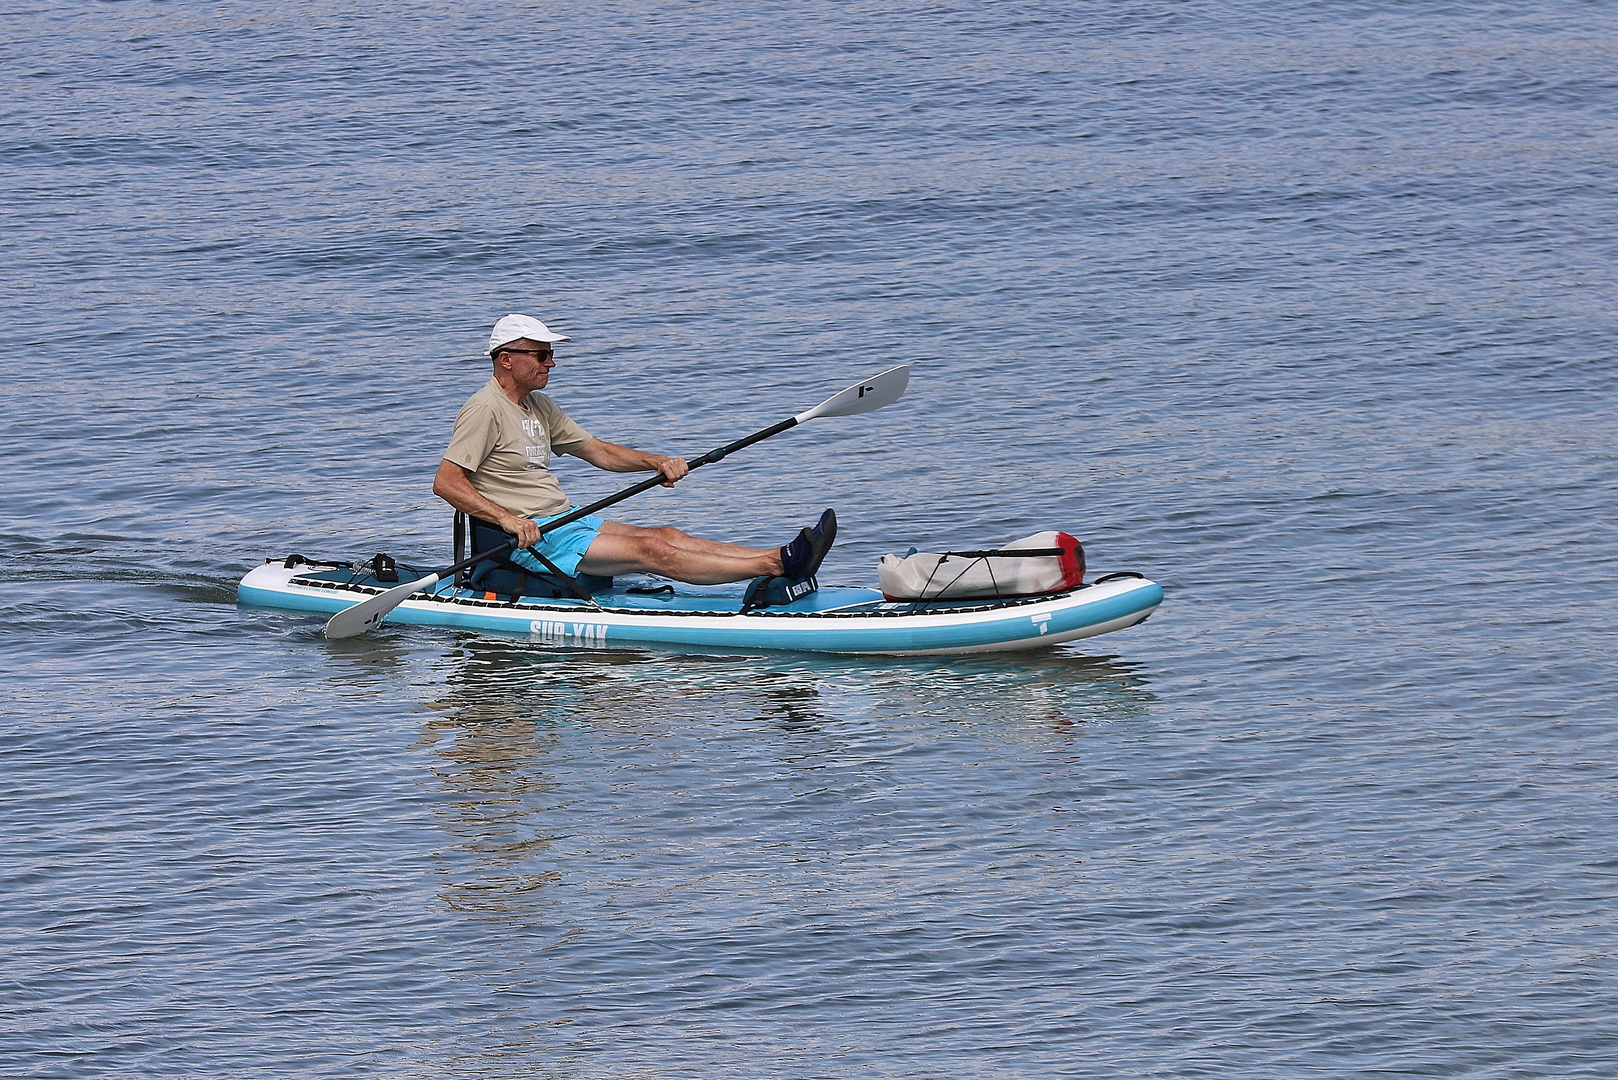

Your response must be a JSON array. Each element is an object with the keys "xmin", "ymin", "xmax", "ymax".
[
  {"xmin": 421, "ymin": 637, "xmax": 1156, "ymax": 737},
  {"xmin": 388, "ymin": 637, "xmax": 1167, "ymax": 1075},
  {"xmin": 423, "ymin": 715, "xmax": 566, "ymax": 920},
  {"xmin": 317, "ymin": 625, "xmax": 419, "ymax": 680},
  {"xmin": 743, "ymin": 672, "xmax": 827, "ymax": 730},
  {"xmin": 411, "ymin": 637, "xmax": 1157, "ymax": 922}
]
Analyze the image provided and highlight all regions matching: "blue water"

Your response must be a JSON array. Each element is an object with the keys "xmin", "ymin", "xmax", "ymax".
[{"xmin": 4, "ymin": 2, "xmax": 1617, "ymax": 1076}]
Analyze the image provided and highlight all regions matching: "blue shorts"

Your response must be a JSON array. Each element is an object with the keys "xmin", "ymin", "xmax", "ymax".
[{"xmin": 509, "ymin": 508, "xmax": 605, "ymax": 578}]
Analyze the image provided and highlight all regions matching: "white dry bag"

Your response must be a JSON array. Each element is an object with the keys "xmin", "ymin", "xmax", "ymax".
[{"xmin": 878, "ymin": 531, "xmax": 1085, "ymax": 601}]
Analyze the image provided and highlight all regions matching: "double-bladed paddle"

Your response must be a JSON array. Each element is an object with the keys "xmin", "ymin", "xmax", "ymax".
[{"xmin": 323, "ymin": 363, "xmax": 910, "ymax": 639}]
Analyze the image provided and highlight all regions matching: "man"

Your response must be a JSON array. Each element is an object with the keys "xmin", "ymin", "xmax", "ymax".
[{"xmin": 433, "ymin": 313, "xmax": 835, "ymax": 586}]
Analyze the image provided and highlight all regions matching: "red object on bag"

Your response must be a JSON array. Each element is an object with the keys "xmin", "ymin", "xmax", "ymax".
[{"xmin": 1055, "ymin": 532, "xmax": 1086, "ymax": 589}]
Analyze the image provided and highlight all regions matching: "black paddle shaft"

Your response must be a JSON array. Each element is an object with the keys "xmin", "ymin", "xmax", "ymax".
[{"xmin": 436, "ymin": 416, "xmax": 803, "ymax": 582}]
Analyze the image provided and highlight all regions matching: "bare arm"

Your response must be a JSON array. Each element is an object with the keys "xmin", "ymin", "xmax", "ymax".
[
  {"xmin": 569, "ymin": 437, "xmax": 688, "ymax": 486},
  {"xmin": 432, "ymin": 459, "xmax": 541, "ymax": 547}
]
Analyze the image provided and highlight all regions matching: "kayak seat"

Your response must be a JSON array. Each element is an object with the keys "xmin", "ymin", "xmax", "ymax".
[
  {"xmin": 458, "ymin": 514, "xmax": 612, "ymax": 601},
  {"xmin": 468, "ymin": 562, "xmax": 612, "ymax": 600}
]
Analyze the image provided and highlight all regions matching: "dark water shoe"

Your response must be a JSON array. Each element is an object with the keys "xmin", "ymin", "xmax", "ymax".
[{"xmin": 780, "ymin": 508, "xmax": 837, "ymax": 580}]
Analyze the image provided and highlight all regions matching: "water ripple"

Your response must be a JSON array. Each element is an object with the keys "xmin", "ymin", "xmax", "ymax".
[{"xmin": 5, "ymin": 1, "xmax": 1618, "ymax": 1076}]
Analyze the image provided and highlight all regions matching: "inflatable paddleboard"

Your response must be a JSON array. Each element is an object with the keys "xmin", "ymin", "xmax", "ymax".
[{"xmin": 238, "ymin": 555, "xmax": 1163, "ymax": 656}]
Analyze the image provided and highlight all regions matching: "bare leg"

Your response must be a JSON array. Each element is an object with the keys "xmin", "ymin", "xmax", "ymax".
[{"xmin": 578, "ymin": 521, "xmax": 785, "ymax": 584}]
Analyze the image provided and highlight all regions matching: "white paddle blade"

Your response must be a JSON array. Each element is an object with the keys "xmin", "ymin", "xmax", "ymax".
[
  {"xmin": 322, "ymin": 572, "xmax": 441, "ymax": 639},
  {"xmin": 796, "ymin": 364, "xmax": 909, "ymax": 422}
]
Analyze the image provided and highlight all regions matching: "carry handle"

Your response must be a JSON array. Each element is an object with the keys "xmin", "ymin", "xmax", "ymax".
[{"xmin": 939, "ymin": 547, "xmax": 1065, "ymax": 559}]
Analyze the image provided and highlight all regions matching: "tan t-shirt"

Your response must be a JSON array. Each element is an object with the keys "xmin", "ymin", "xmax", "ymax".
[{"xmin": 442, "ymin": 377, "xmax": 593, "ymax": 520}]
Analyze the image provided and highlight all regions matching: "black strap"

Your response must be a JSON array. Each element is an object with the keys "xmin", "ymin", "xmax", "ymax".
[
  {"xmin": 452, "ymin": 512, "xmax": 469, "ymax": 583},
  {"xmin": 908, "ymin": 546, "xmax": 1065, "ymax": 601},
  {"xmin": 468, "ymin": 515, "xmax": 599, "ymax": 603},
  {"xmin": 523, "ymin": 546, "xmax": 598, "ymax": 603}
]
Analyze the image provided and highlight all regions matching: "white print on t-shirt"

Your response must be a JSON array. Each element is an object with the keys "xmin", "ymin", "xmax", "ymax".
[{"xmin": 521, "ymin": 416, "xmax": 549, "ymax": 468}]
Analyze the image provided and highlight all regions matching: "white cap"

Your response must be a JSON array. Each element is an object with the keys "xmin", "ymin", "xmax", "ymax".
[{"xmin": 488, "ymin": 313, "xmax": 571, "ymax": 354}]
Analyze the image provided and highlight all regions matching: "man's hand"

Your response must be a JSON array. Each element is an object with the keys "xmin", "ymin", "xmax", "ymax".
[
  {"xmin": 655, "ymin": 456, "xmax": 689, "ymax": 487},
  {"xmin": 502, "ymin": 512, "xmax": 541, "ymax": 547}
]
